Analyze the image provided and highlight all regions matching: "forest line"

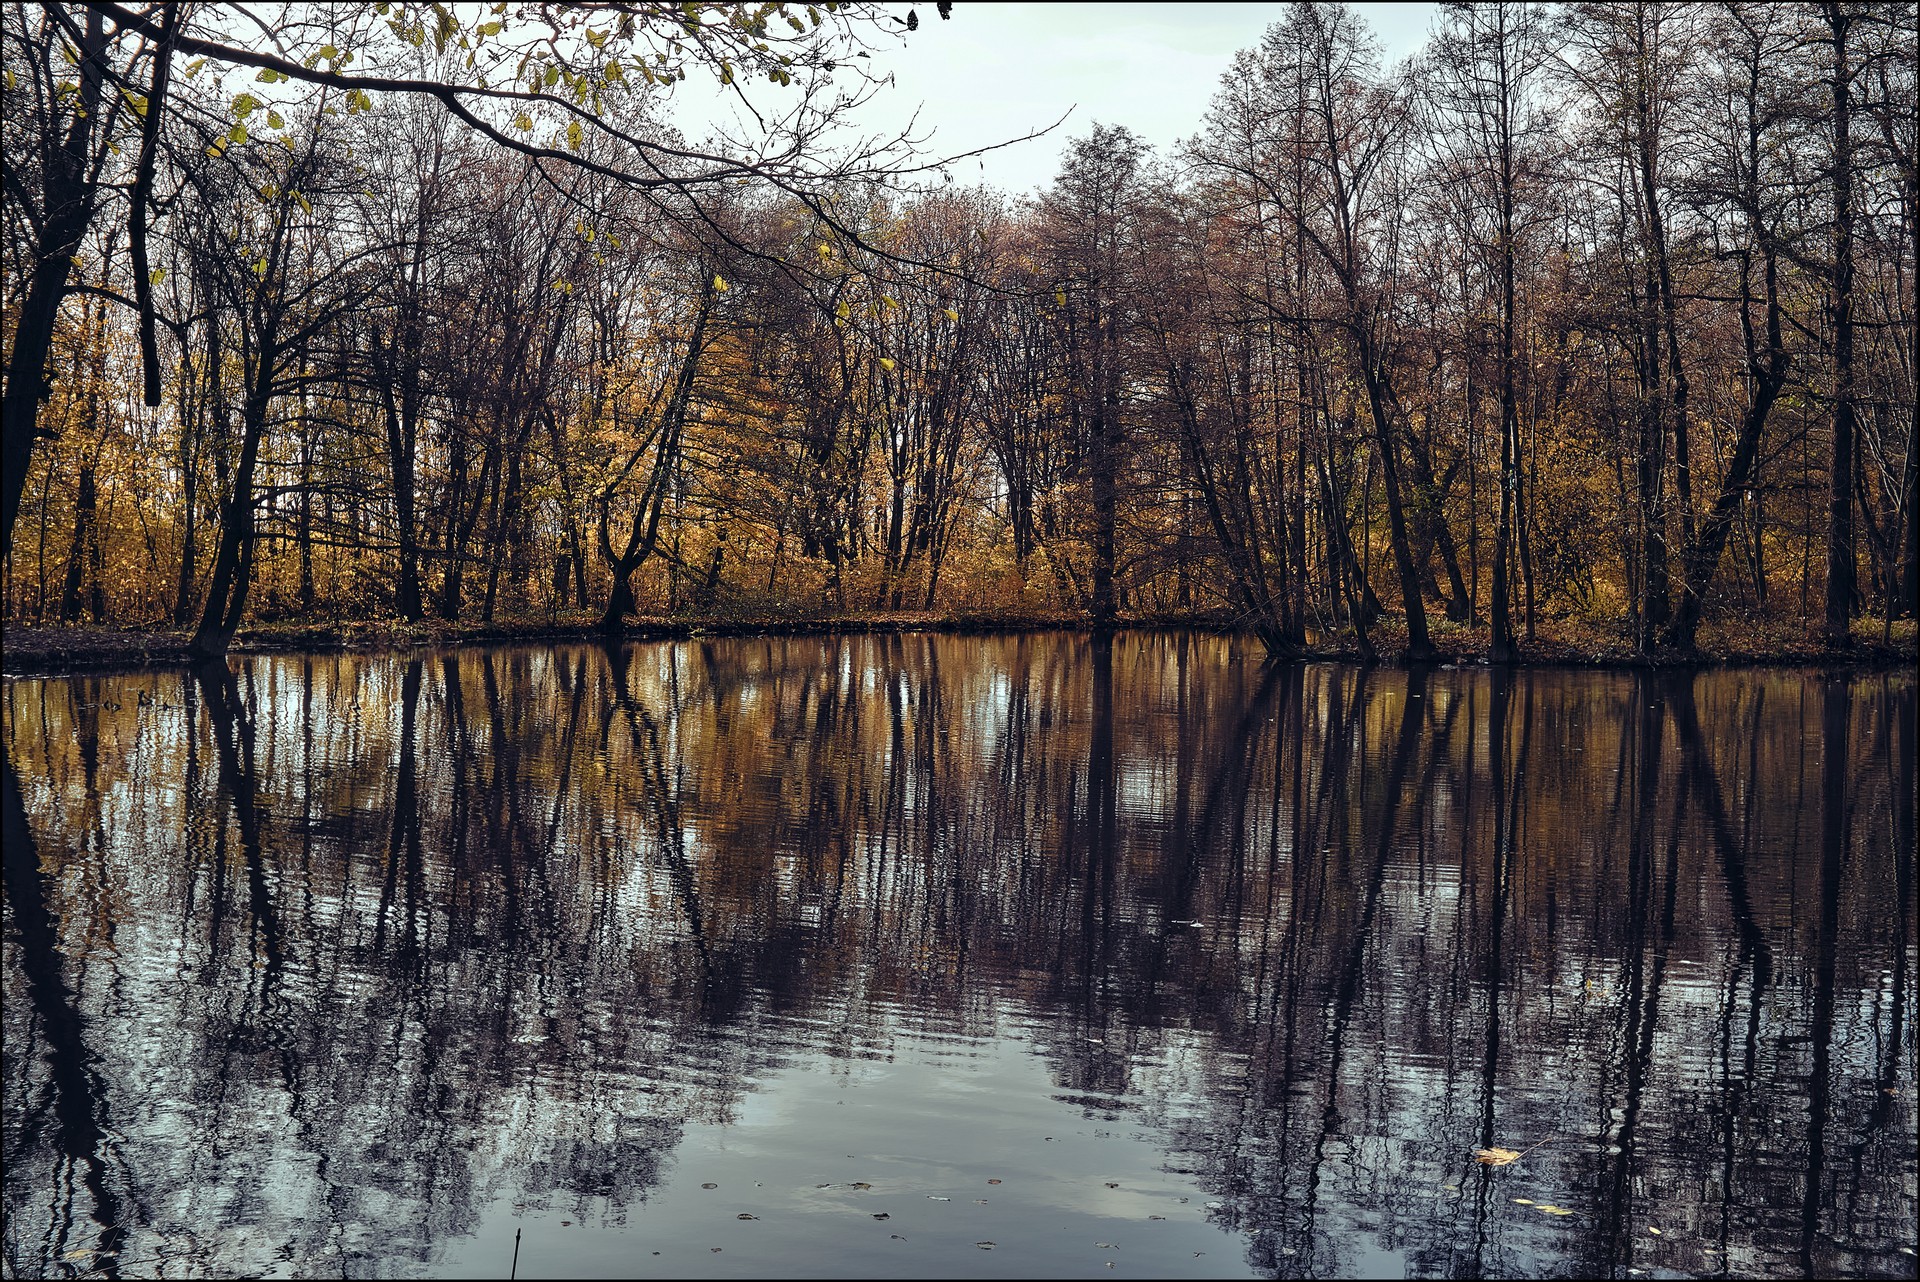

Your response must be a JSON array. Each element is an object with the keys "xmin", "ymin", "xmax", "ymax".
[{"xmin": 2, "ymin": 1, "xmax": 1915, "ymax": 660}]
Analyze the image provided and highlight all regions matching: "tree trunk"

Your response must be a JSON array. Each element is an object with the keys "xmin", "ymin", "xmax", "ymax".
[
  {"xmin": 1823, "ymin": 4, "xmax": 1857, "ymax": 648},
  {"xmin": 2, "ymin": 7, "xmax": 108, "ymax": 551}
]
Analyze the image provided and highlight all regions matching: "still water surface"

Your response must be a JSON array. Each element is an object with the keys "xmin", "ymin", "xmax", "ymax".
[{"xmin": 3, "ymin": 634, "xmax": 1914, "ymax": 1279}]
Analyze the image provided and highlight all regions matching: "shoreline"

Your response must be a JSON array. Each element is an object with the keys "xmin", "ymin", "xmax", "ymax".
[{"xmin": 4, "ymin": 612, "xmax": 1914, "ymax": 676}]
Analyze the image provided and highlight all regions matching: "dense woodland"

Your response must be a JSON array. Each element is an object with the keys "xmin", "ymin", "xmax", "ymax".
[{"xmin": 2, "ymin": 1, "xmax": 1915, "ymax": 658}]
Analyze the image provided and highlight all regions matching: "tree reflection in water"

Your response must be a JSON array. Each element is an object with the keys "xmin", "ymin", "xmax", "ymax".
[{"xmin": 3, "ymin": 635, "xmax": 1914, "ymax": 1279}]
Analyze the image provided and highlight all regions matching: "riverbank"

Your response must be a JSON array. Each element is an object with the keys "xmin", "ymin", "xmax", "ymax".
[{"xmin": 3, "ymin": 610, "xmax": 1914, "ymax": 675}]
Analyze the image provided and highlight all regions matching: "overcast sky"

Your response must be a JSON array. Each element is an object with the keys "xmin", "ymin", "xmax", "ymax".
[{"xmin": 673, "ymin": 3, "xmax": 1439, "ymax": 198}]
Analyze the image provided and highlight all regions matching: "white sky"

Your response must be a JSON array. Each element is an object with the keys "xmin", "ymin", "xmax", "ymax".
[{"xmin": 673, "ymin": 3, "xmax": 1439, "ymax": 198}]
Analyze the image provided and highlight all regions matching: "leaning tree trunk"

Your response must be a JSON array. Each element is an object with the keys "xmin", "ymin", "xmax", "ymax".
[{"xmin": 1, "ymin": 8, "xmax": 108, "ymax": 550}]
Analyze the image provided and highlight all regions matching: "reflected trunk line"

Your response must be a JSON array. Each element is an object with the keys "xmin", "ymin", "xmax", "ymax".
[
  {"xmin": 1600, "ymin": 681, "xmax": 1677, "ymax": 1270},
  {"xmin": 442, "ymin": 656, "xmax": 518, "ymax": 942},
  {"xmin": 2, "ymin": 746, "xmax": 125, "ymax": 1278},
  {"xmin": 1245, "ymin": 666, "xmax": 1303, "ymax": 1032},
  {"xmin": 73, "ymin": 683, "xmax": 120, "ymax": 961},
  {"xmin": 1177, "ymin": 662, "xmax": 1284, "ymax": 925},
  {"xmin": 191, "ymin": 659, "xmax": 284, "ymax": 985},
  {"xmin": 605, "ymin": 643, "xmax": 713, "ymax": 976},
  {"xmin": 1079, "ymin": 635, "xmax": 1117, "ymax": 1031},
  {"xmin": 1472, "ymin": 668, "xmax": 1523, "ymax": 1257},
  {"xmin": 543, "ymin": 656, "xmax": 591, "ymax": 906},
  {"xmin": 483, "ymin": 652, "xmax": 561, "ymax": 942},
  {"xmin": 1313, "ymin": 670, "xmax": 1438, "ymax": 1185},
  {"xmin": 1671, "ymin": 680, "xmax": 1775, "ymax": 989},
  {"xmin": 372, "ymin": 660, "xmax": 424, "ymax": 961},
  {"xmin": 1799, "ymin": 677, "xmax": 1849, "ymax": 1273},
  {"xmin": 1874, "ymin": 674, "xmax": 1914, "ymax": 1106}
]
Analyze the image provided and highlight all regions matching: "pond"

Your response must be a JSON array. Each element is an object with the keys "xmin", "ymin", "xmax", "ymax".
[{"xmin": 3, "ymin": 633, "xmax": 1914, "ymax": 1279}]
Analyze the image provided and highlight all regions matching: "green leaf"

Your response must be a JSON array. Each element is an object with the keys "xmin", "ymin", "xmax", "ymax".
[
  {"xmin": 713, "ymin": 274, "xmax": 729, "ymax": 292},
  {"xmin": 267, "ymin": 110, "xmax": 284, "ymax": 130},
  {"xmin": 228, "ymin": 122, "xmax": 248, "ymax": 144},
  {"xmin": 148, "ymin": 267, "xmax": 165, "ymax": 286},
  {"xmin": 878, "ymin": 357, "xmax": 896, "ymax": 371},
  {"xmin": 566, "ymin": 118, "xmax": 583, "ymax": 150}
]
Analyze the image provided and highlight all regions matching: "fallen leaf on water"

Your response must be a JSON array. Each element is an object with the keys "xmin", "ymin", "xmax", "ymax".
[
  {"xmin": 891, "ymin": 1234, "xmax": 907, "ymax": 1240},
  {"xmin": 1204, "ymin": 1201, "xmax": 1226, "ymax": 1210},
  {"xmin": 976, "ymin": 1241, "xmax": 995, "ymax": 1250},
  {"xmin": 987, "ymin": 1179, "xmax": 1003, "ymax": 1185},
  {"xmin": 1105, "ymin": 1182, "xmax": 1120, "ymax": 1188},
  {"xmin": 1474, "ymin": 1147, "xmax": 1523, "ymax": 1166},
  {"xmin": 928, "ymin": 1195, "xmax": 951, "ymax": 1201},
  {"xmin": 849, "ymin": 1182, "xmax": 872, "ymax": 1190},
  {"xmin": 1513, "ymin": 1198, "xmax": 1536, "ymax": 1206},
  {"xmin": 1538, "ymin": 1205, "xmax": 1576, "ymax": 1216},
  {"xmin": 701, "ymin": 1183, "xmax": 718, "ymax": 1189},
  {"xmin": 736, "ymin": 1213, "xmax": 757, "ymax": 1220},
  {"xmin": 1648, "ymin": 1226, "xmax": 1662, "ymax": 1235},
  {"xmin": 1148, "ymin": 1215, "xmax": 1166, "ymax": 1221},
  {"xmin": 873, "ymin": 1213, "xmax": 889, "ymax": 1221},
  {"xmin": 975, "ymin": 1199, "xmax": 989, "ymax": 1204},
  {"xmin": 710, "ymin": 1247, "xmax": 722, "ymax": 1253}
]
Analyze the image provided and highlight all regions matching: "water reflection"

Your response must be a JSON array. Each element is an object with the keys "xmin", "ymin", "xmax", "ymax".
[{"xmin": 3, "ymin": 635, "xmax": 1914, "ymax": 1279}]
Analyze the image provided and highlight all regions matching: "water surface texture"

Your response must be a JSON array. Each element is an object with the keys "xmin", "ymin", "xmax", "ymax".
[{"xmin": 3, "ymin": 634, "xmax": 1915, "ymax": 1279}]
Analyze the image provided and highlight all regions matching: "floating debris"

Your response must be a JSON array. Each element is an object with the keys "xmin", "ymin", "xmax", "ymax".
[
  {"xmin": 872, "ymin": 1213, "xmax": 889, "ymax": 1221},
  {"xmin": 1648, "ymin": 1226, "xmax": 1662, "ymax": 1236},
  {"xmin": 1474, "ymin": 1147, "xmax": 1522, "ymax": 1167},
  {"xmin": 976, "ymin": 1241, "xmax": 996, "ymax": 1250},
  {"xmin": 987, "ymin": 1179, "xmax": 1003, "ymax": 1185},
  {"xmin": 928, "ymin": 1195, "xmax": 951, "ymax": 1201},
  {"xmin": 1105, "ymin": 1182, "xmax": 1120, "ymax": 1189},
  {"xmin": 701, "ymin": 1183, "xmax": 718, "ymax": 1190},
  {"xmin": 736, "ymin": 1213, "xmax": 758, "ymax": 1221},
  {"xmin": 1513, "ymin": 1199, "xmax": 1536, "ymax": 1206},
  {"xmin": 1148, "ymin": 1215, "xmax": 1166, "ymax": 1221},
  {"xmin": 1204, "ymin": 1201, "xmax": 1226, "ymax": 1210},
  {"xmin": 1537, "ymin": 1205, "xmax": 1575, "ymax": 1217}
]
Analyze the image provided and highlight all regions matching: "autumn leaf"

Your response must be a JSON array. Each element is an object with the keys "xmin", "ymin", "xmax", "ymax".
[{"xmin": 1473, "ymin": 1147, "xmax": 1522, "ymax": 1166}]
